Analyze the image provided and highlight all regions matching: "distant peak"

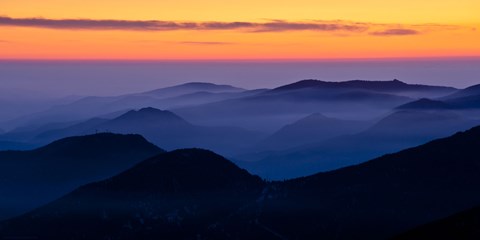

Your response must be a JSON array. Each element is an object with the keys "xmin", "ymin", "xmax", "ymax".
[
  {"xmin": 117, "ymin": 107, "xmax": 186, "ymax": 123},
  {"xmin": 273, "ymin": 78, "xmax": 451, "ymax": 92},
  {"xmin": 180, "ymin": 82, "xmax": 227, "ymax": 87},
  {"xmin": 137, "ymin": 107, "xmax": 168, "ymax": 113},
  {"xmin": 396, "ymin": 98, "xmax": 452, "ymax": 110},
  {"xmin": 305, "ymin": 112, "xmax": 328, "ymax": 119},
  {"xmin": 37, "ymin": 133, "xmax": 158, "ymax": 152},
  {"xmin": 125, "ymin": 107, "xmax": 172, "ymax": 115}
]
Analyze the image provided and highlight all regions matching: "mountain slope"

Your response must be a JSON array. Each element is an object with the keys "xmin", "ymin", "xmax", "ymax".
[
  {"xmin": 0, "ymin": 133, "xmax": 163, "ymax": 220},
  {"xmin": 174, "ymin": 80, "xmax": 416, "ymax": 132},
  {"xmin": 143, "ymin": 82, "xmax": 245, "ymax": 97},
  {"xmin": 244, "ymin": 125, "xmax": 480, "ymax": 239},
  {"xmin": 93, "ymin": 107, "xmax": 264, "ymax": 155},
  {"xmin": 443, "ymin": 83, "xmax": 480, "ymax": 99},
  {"xmin": 394, "ymin": 205, "xmax": 480, "ymax": 239},
  {"xmin": 396, "ymin": 98, "xmax": 452, "ymax": 110},
  {"xmin": 16, "ymin": 107, "xmax": 263, "ymax": 156},
  {"xmin": 4, "ymin": 127, "xmax": 480, "ymax": 239},
  {"xmin": 255, "ymin": 113, "xmax": 369, "ymax": 151},
  {"xmin": 0, "ymin": 149, "xmax": 265, "ymax": 240},
  {"xmin": 6, "ymin": 82, "xmax": 249, "ymax": 130},
  {"xmin": 272, "ymin": 79, "xmax": 456, "ymax": 97},
  {"xmin": 238, "ymin": 110, "xmax": 479, "ymax": 179}
]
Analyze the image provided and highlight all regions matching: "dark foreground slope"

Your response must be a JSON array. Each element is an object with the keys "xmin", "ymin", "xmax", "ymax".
[
  {"xmin": 244, "ymin": 126, "xmax": 480, "ymax": 239},
  {"xmin": 3, "ymin": 126, "xmax": 480, "ymax": 239},
  {"xmin": 394, "ymin": 205, "xmax": 480, "ymax": 240},
  {"xmin": 0, "ymin": 149, "xmax": 265, "ymax": 240},
  {"xmin": 0, "ymin": 133, "xmax": 163, "ymax": 220}
]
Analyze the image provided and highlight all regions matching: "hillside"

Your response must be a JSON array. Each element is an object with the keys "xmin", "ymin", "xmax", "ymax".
[{"xmin": 0, "ymin": 133, "xmax": 163, "ymax": 220}]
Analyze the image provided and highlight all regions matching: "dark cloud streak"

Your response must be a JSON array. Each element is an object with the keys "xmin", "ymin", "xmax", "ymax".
[
  {"xmin": 179, "ymin": 41, "xmax": 233, "ymax": 45},
  {"xmin": 370, "ymin": 28, "xmax": 420, "ymax": 36},
  {"xmin": 0, "ymin": 16, "xmax": 367, "ymax": 32},
  {"xmin": 0, "ymin": 16, "xmax": 459, "ymax": 36}
]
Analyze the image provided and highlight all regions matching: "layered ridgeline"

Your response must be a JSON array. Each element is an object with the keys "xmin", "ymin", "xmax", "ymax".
[
  {"xmin": 398, "ymin": 83, "xmax": 480, "ymax": 110},
  {"xmin": 3, "ymin": 126, "xmax": 480, "ymax": 239},
  {"xmin": 0, "ymin": 133, "xmax": 163, "ymax": 220},
  {"xmin": 29, "ymin": 107, "xmax": 263, "ymax": 156},
  {"xmin": 174, "ymin": 79, "xmax": 457, "ymax": 132},
  {"xmin": 239, "ymin": 109, "xmax": 479, "ymax": 179},
  {"xmin": 1, "ymin": 82, "xmax": 256, "ymax": 130},
  {"xmin": 0, "ymin": 149, "xmax": 265, "ymax": 240}
]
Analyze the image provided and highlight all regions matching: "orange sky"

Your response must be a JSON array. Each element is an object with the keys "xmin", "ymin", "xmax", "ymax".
[{"xmin": 1, "ymin": 0, "xmax": 479, "ymax": 59}]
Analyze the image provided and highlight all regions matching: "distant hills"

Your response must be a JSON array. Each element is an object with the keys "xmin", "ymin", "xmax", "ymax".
[
  {"xmin": 3, "ymin": 126, "xmax": 480, "ymax": 239},
  {"xmin": 255, "ymin": 113, "xmax": 370, "ymax": 151},
  {"xmin": 27, "ymin": 107, "xmax": 263, "ymax": 156},
  {"xmin": 174, "ymin": 79, "xmax": 447, "ymax": 132},
  {"xmin": 2, "ymin": 82, "xmax": 256, "ymax": 130},
  {"xmin": 1, "ymin": 149, "xmax": 265, "ymax": 239},
  {"xmin": 396, "ymin": 98, "xmax": 453, "ymax": 110},
  {"xmin": 142, "ymin": 82, "xmax": 246, "ymax": 96},
  {"xmin": 398, "ymin": 83, "xmax": 480, "ymax": 110},
  {"xmin": 273, "ymin": 79, "xmax": 456, "ymax": 98},
  {"xmin": 1, "ymin": 79, "xmax": 480, "ymax": 178},
  {"xmin": 0, "ymin": 133, "xmax": 162, "ymax": 220},
  {"xmin": 443, "ymin": 83, "xmax": 480, "ymax": 99},
  {"xmin": 238, "ymin": 109, "xmax": 479, "ymax": 179}
]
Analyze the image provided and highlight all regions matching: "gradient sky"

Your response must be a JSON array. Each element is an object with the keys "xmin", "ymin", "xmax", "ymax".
[{"xmin": 1, "ymin": 0, "xmax": 479, "ymax": 59}]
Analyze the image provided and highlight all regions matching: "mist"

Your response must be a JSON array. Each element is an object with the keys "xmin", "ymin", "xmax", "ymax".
[{"xmin": 1, "ymin": 58, "xmax": 479, "ymax": 98}]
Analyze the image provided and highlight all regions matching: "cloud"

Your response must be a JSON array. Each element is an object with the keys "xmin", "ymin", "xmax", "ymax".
[
  {"xmin": 0, "ymin": 16, "xmax": 367, "ymax": 33},
  {"xmin": 179, "ymin": 41, "xmax": 233, "ymax": 45},
  {"xmin": 0, "ymin": 16, "xmax": 460, "ymax": 36},
  {"xmin": 370, "ymin": 28, "xmax": 420, "ymax": 36}
]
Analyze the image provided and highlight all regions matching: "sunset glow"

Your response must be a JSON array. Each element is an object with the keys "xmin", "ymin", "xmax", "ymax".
[{"xmin": 1, "ymin": 0, "xmax": 479, "ymax": 59}]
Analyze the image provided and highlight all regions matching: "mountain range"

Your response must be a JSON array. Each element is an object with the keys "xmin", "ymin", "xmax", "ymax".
[
  {"xmin": 0, "ymin": 133, "xmax": 162, "ymax": 220},
  {"xmin": 2, "ymin": 79, "xmax": 480, "ymax": 180},
  {"xmin": 3, "ymin": 125, "xmax": 480, "ymax": 239}
]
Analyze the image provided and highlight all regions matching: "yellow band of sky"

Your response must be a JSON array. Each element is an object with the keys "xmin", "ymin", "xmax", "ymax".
[{"xmin": 1, "ymin": 0, "xmax": 479, "ymax": 59}]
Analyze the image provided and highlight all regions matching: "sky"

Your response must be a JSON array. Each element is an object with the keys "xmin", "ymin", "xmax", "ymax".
[
  {"xmin": 1, "ymin": 0, "xmax": 479, "ymax": 59},
  {"xmin": 1, "ymin": 59, "xmax": 479, "ymax": 98}
]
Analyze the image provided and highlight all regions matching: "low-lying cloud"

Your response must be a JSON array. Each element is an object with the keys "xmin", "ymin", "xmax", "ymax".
[
  {"xmin": 370, "ymin": 28, "xmax": 419, "ymax": 36},
  {"xmin": 0, "ymin": 16, "xmax": 459, "ymax": 36},
  {"xmin": 179, "ymin": 41, "xmax": 233, "ymax": 45},
  {"xmin": 0, "ymin": 16, "xmax": 368, "ymax": 32}
]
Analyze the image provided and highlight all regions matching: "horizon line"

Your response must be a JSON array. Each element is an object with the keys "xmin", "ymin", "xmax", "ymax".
[{"xmin": 1, "ymin": 56, "xmax": 480, "ymax": 63}]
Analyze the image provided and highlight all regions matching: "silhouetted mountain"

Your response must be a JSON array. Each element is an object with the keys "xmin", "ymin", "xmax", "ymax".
[
  {"xmin": 396, "ymin": 98, "xmax": 452, "ymax": 110},
  {"xmin": 0, "ymin": 121, "xmax": 76, "ymax": 144},
  {"xmin": 10, "ymin": 107, "xmax": 263, "ymax": 156},
  {"xmin": 446, "ymin": 95, "xmax": 480, "ymax": 109},
  {"xmin": 174, "ymin": 81, "xmax": 415, "ymax": 132},
  {"xmin": 232, "ymin": 125, "xmax": 480, "ymax": 239},
  {"xmin": 255, "ymin": 113, "xmax": 370, "ymax": 151},
  {"xmin": 394, "ymin": 205, "xmax": 480, "ymax": 240},
  {"xmin": 273, "ymin": 79, "xmax": 456, "ymax": 98},
  {"xmin": 0, "ymin": 140, "xmax": 34, "ymax": 151},
  {"xmin": 431, "ymin": 83, "xmax": 480, "ymax": 109},
  {"xmin": 0, "ymin": 149, "xmax": 264, "ymax": 240},
  {"xmin": 6, "ymin": 82, "xmax": 250, "ymax": 130},
  {"xmin": 143, "ymin": 82, "xmax": 245, "ymax": 97},
  {"xmin": 0, "ymin": 133, "xmax": 163, "ymax": 220},
  {"xmin": 444, "ymin": 83, "xmax": 480, "ymax": 99},
  {"xmin": 4, "ymin": 127, "xmax": 480, "ymax": 239},
  {"xmin": 92, "ymin": 107, "xmax": 263, "ymax": 155},
  {"xmin": 238, "ymin": 110, "xmax": 479, "ymax": 179},
  {"xmin": 32, "ymin": 118, "xmax": 108, "ymax": 144}
]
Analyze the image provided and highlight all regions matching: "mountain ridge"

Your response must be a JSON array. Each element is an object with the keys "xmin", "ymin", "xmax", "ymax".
[{"xmin": 4, "ymin": 126, "xmax": 480, "ymax": 239}]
